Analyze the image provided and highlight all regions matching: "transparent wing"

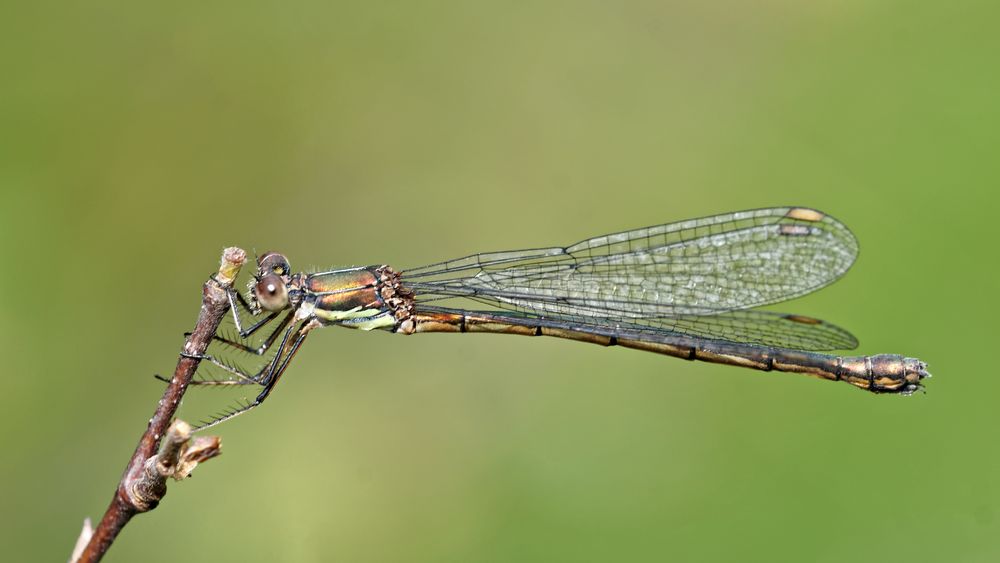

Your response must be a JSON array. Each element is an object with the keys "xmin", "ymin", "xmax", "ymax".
[
  {"xmin": 404, "ymin": 207, "xmax": 858, "ymax": 317},
  {"xmin": 638, "ymin": 309, "xmax": 858, "ymax": 350},
  {"xmin": 415, "ymin": 305, "xmax": 858, "ymax": 351}
]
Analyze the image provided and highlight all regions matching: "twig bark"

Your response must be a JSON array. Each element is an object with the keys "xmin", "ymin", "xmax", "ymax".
[{"xmin": 73, "ymin": 247, "xmax": 246, "ymax": 563}]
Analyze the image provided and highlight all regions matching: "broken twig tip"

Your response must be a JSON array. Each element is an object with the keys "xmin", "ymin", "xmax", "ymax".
[
  {"xmin": 175, "ymin": 435, "xmax": 223, "ymax": 480},
  {"xmin": 154, "ymin": 420, "xmax": 192, "ymax": 476},
  {"xmin": 217, "ymin": 247, "xmax": 247, "ymax": 286}
]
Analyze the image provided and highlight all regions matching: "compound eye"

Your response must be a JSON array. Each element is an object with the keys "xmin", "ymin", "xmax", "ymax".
[
  {"xmin": 255, "ymin": 274, "xmax": 289, "ymax": 311},
  {"xmin": 257, "ymin": 252, "xmax": 291, "ymax": 277}
]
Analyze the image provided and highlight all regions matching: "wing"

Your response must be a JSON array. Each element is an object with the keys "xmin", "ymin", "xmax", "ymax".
[
  {"xmin": 404, "ymin": 207, "xmax": 859, "ymax": 318},
  {"xmin": 415, "ymin": 305, "xmax": 858, "ymax": 351}
]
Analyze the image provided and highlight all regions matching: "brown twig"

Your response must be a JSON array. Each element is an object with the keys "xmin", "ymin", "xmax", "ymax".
[{"xmin": 73, "ymin": 247, "xmax": 246, "ymax": 563}]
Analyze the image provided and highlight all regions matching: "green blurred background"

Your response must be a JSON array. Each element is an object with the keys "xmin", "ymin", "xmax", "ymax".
[{"xmin": 1, "ymin": 1, "xmax": 996, "ymax": 561}]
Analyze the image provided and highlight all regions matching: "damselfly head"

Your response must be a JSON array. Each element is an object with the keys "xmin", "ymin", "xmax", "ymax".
[{"xmin": 248, "ymin": 252, "xmax": 292, "ymax": 313}]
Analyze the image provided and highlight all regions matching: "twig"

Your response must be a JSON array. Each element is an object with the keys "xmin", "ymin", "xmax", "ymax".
[{"xmin": 73, "ymin": 247, "xmax": 246, "ymax": 563}]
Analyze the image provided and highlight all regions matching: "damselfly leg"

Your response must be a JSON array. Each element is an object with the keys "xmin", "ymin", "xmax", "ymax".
[
  {"xmin": 165, "ymin": 285, "xmax": 317, "ymax": 429},
  {"xmin": 179, "ymin": 288, "xmax": 290, "ymax": 384}
]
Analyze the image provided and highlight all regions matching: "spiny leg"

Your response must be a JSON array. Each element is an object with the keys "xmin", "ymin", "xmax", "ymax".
[
  {"xmin": 211, "ymin": 309, "xmax": 294, "ymax": 356},
  {"xmin": 156, "ymin": 351, "xmax": 267, "ymax": 388},
  {"xmin": 171, "ymin": 309, "xmax": 295, "ymax": 389},
  {"xmin": 193, "ymin": 319, "xmax": 318, "ymax": 431},
  {"xmin": 154, "ymin": 373, "xmax": 262, "ymax": 387},
  {"xmin": 186, "ymin": 289, "xmax": 284, "ymax": 346},
  {"xmin": 177, "ymin": 344, "xmax": 273, "ymax": 384}
]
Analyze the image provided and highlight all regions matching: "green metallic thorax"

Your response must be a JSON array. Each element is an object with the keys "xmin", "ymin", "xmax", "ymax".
[{"xmin": 304, "ymin": 268, "xmax": 395, "ymax": 330}]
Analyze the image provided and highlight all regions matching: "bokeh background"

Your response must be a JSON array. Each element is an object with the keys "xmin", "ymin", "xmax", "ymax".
[{"xmin": 2, "ymin": 1, "xmax": 997, "ymax": 561}]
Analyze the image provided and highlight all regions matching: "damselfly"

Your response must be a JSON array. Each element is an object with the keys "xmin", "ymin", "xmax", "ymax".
[{"xmin": 184, "ymin": 207, "xmax": 929, "ymax": 429}]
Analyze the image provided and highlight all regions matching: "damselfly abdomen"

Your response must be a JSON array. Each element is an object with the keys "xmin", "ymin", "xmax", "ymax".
[{"xmin": 185, "ymin": 207, "xmax": 929, "ymax": 429}]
